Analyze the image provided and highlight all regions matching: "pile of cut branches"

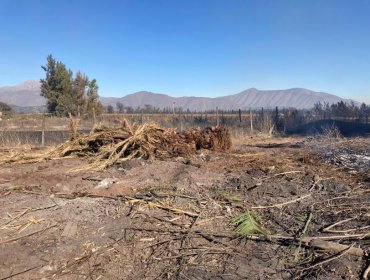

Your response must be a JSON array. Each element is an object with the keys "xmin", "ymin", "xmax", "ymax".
[{"xmin": 2, "ymin": 122, "xmax": 232, "ymax": 170}]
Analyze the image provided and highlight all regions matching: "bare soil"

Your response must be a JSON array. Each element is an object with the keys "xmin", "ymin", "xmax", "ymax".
[{"xmin": 0, "ymin": 135, "xmax": 369, "ymax": 280}]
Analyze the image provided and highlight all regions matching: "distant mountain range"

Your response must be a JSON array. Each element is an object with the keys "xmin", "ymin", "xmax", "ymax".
[{"xmin": 0, "ymin": 80, "xmax": 359, "ymax": 113}]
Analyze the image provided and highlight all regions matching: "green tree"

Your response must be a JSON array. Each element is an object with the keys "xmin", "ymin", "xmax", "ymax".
[
  {"xmin": 86, "ymin": 79, "xmax": 103, "ymax": 117},
  {"xmin": 40, "ymin": 55, "xmax": 73, "ymax": 116},
  {"xmin": 40, "ymin": 55, "xmax": 102, "ymax": 117},
  {"xmin": 359, "ymin": 103, "xmax": 369, "ymax": 123},
  {"xmin": 73, "ymin": 71, "xmax": 89, "ymax": 116},
  {"xmin": 106, "ymin": 105, "xmax": 114, "ymax": 113},
  {"xmin": 0, "ymin": 101, "xmax": 12, "ymax": 112},
  {"xmin": 116, "ymin": 102, "xmax": 124, "ymax": 113}
]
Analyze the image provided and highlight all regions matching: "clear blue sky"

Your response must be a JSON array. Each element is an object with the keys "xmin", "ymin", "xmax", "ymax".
[{"xmin": 0, "ymin": 0, "xmax": 369, "ymax": 103}]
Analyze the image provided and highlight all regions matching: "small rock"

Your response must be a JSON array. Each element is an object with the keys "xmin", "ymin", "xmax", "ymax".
[
  {"xmin": 222, "ymin": 205, "xmax": 232, "ymax": 214},
  {"xmin": 95, "ymin": 178, "xmax": 116, "ymax": 189}
]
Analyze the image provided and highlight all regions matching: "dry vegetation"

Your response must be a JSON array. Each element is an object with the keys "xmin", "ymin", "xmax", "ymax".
[
  {"xmin": 1, "ymin": 121, "xmax": 231, "ymax": 170},
  {"xmin": 0, "ymin": 119, "xmax": 369, "ymax": 280}
]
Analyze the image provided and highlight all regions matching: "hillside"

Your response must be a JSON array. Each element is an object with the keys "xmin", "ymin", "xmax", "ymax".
[
  {"xmin": 100, "ymin": 88, "xmax": 357, "ymax": 111},
  {"xmin": 0, "ymin": 80, "xmax": 358, "ymax": 112},
  {"xmin": 0, "ymin": 80, "xmax": 45, "ymax": 107}
]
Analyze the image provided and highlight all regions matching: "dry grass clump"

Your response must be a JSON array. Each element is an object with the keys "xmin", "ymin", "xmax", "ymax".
[{"xmin": 1, "ymin": 122, "xmax": 232, "ymax": 170}]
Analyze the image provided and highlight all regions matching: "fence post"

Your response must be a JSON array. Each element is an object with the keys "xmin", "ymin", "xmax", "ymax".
[
  {"xmin": 92, "ymin": 107, "xmax": 96, "ymax": 126},
  {"xmin": 172, "ymin": 102, "xmax": 176, "ymax": 128},
  {"xmin": 177, "ymin": 109, "xmax": 181, "ymax": 131},
  {"xmin": 250, "ymin": 108, "xmax": 253, "ymax": 133},
  {"xmin": 238, "ymin": 109, "xmax": 242, "ymax": 123},
  {"xmin": 216, "ymin": 106, "xmax": 219, "ymax": 126},
  {"xmin": 41, "ymin": 113, "xmax": 46, "ymax": 146}
]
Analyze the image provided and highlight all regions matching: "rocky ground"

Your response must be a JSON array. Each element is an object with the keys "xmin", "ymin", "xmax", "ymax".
[{"xmin": 0, "ymin": 135, "xmax": 369, "ymax": 280}]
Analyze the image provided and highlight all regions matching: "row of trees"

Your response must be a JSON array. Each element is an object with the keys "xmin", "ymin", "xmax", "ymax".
[
  {"xmin": 0, "ymin": 101, "xmax": 12, "ymax": 112},
  {"xmin": 40, "ymin": 55, "xmax": 103, "ymax": 117},
  {"xmin": 313, "ymin": 101, "xmax": 370, "ymax": 122},
  {"xmin": 104, "ymin": 100, "xmax": 370, "ymax": 123},
  {"xmin": 107, "ymin": 103, "xmax": 163, "ymax": 114}
]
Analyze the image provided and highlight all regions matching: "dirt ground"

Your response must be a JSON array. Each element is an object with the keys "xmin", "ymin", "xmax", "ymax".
[{"xmin": 0, "ymin": 135, "xmax": 369, "ymax": 280}]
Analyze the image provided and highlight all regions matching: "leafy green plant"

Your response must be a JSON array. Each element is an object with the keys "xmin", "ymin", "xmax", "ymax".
[{"xmin": 231, "ymin": 210, "xmax": 269, "ymax": 235}]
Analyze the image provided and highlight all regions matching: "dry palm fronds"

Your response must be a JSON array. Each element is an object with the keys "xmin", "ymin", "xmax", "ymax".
[{"xmin": 1, "ymin": 122, "xmax": 232, "ymax": 171}]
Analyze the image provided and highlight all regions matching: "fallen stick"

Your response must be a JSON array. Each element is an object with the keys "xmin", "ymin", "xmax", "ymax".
[
  {"xmin": 309, "ymin": 239, "xmax": 364, "ymax": 257},
  {"xmin": 270, "ymin": 171, "xmax": 303, "ymax": 177},
  {"xmin": 1, "ymin": 208, "xmax": 30, "ymax": 227},
  {"xmin": 363, "ymin": 263, "xmax": 370, "ymax": 280},
  {"xmin": 323, "ymin": 217, "xmax": 355, "ymax": 233},
  {"xmin": 251, "ymin": 194, "xmax": 311, "ymax": 209},
  {"xmin": 0, "ymin": 223, "xmax": 57, "ymax": 245},
  {"xmin": 0, "ymin": 264, "xmax": 42, "ymax": 280},
  {"xmin": 124, "ymin": 226, "xmax": 370, "ymax": 243},
  {"xmin": 1, "ymin": 203, "xmax": 58, "ymax": 227},
  {"xmin": 126, "ymin": 196, "xmax": 199, "ymax": 218},
  {"xmin": 301, "ymin": 232, "xmax": 370, "ymax": 242},
  {"xmin": 0, "ymin": 191, "xmax": 11, "ymax": 198},
  {"xmin": 138, "ymin": 211, "xmax": 189, "ymax": 228},
  {"xmin": 123, "ymin": 226, "xmax": 369, "ymax": 258},
  {"xmin": 300, "ymin": 244, "xmax": 354, "ymax": 272},
  {"xmin": 154, "ymin": 251, "xmax": 230, "ymax": 260},
  {"xmin": 323, "ymin": 218, "xmax": 370, "ymax": 233}
]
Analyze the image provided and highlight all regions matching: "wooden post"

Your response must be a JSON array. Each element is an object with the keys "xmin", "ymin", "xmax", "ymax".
[
  {"xmin": 179, "ymin": 109, "xmax": 183, "ymax": 131},
  {"xmin": 250, "ymin": 108, "xmax": 253, "ymax": 133},
  {"xmin": 172, "ymin": 102, "xmax": 176, "ymax": 128},
  {"xmin": 216, "ymin": 106, "xmax": 219, "ymax": 126},
  {"xmin": 92, "ymin": 107, "xmax": 96, "ymax": 126},
  {"xmin": 41, "ymin": 113, "xmax": 46, "ymax": 146},
  {"xmin": 238, "ymin": 109, "xmax": 242, "ymax": 123}
]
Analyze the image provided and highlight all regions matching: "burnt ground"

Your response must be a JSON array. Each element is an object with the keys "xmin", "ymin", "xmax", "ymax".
[{"xmin": 0, "ymin": 136, "xmax": 369, "ymax": 280}]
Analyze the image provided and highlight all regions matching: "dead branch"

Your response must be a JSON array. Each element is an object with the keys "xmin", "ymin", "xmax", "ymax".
[
  {"xmin": 0, "ymin": 264, "xmax": 42, "ymax": 280},
  {"xmin": 251, "ymin": 194, "xmax": 311, "ymax": 209},
  {"xmin": 309, "ymin": 239, "xmax": 364, "ymax": 257},
  {"xmin": 363, "ymin": 263, "xmax": 370, "ymax": 280},
  {"xmin": 0, "ymin": 223, "xmax": 57, "ymax": 245},
  {"xmin": 323, "ymin": 217, "xmax": 370, "ymax": 233},
  {"xmin": 300, "ymin": 244, "xmax": 355, "ymax": 272},
  {"xmin": 126, "ymin": 196, "xmax": 199, "ymax": 218}
]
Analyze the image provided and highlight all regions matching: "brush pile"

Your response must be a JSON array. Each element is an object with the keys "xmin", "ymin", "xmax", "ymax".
[{"xmin": 4, "ymin": 122, "xmax": 231, "ymax": 170}]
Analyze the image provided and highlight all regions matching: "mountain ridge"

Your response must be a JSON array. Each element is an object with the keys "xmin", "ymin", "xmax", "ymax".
[{"xmin": 0, "ymin": 80, "xmax": 360, "ymax": 112}]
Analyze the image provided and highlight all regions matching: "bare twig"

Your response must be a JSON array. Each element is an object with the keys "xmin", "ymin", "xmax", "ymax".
[
  {"xmin": 363, "ymin": 263, "xmax": 370, "ymax": 280},
  {"xmin": 270, "ymin": 171, "xmax": 303, "ymax": 177},
  {"xmin": 309, "ymin": 176, "xmax": 334, "ymax": 191},
  {"xmin": 302, "ymin": 232, "xmax": 370, "ymax": 242},
  {"xmin": 154, "ymin": 251, "xmax": 230, "ymax": 260},
  {"xmin": 309, "ymin": 239, "xmax": 364, "ymax": 257},
  {"xmin": 323, "ymin": 217, "xmax": 370, "ymax": 233},
  {"xmin": 251, "ymin": 194, "xmax": 311, "ymax": 209},
  {"xmin": 124, "ymin": 226, "xmax": 370, "ymax": 243},
  {"xmin": 1, "ymin": 203, "xmax": 57, "ymax": 227},
  {"xmin": 126, "ymin": 196, "xmax": 199, "ymax": 218},
  {"xmin": 300, "ymin": 244, "xmax": 355, "ymax": 272},
  {"xmin": 2, "ymin": 208, "xmax": 30, "ymax": 226},
  {"xmin": 0, "ymin": 264, "xmax": 42, "ymax": 280},
  {"xmin": 0, "ymin": 223, "xmax": 57, "ymax": 245},
  {"xmin": 260, "ymin": 170, "xmax": 303, "ymax": 181}
]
